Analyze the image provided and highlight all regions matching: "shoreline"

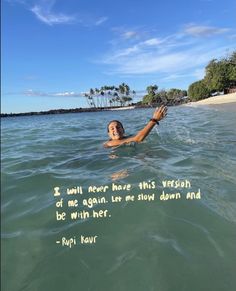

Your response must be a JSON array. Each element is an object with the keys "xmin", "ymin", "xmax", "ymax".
[
  {"xmin": 186, "ymin": 92, "xmax": 236, "ymax": 106},
  {"xmin": 0, "ymin": 104, "xmax": 153, "ymax": 118}
]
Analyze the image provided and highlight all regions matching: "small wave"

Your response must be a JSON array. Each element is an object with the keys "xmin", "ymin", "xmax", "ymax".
[
  {"xmin": 166, "ymin": 215, "xmax": 225, "ymax": 258},
  {"xmin": 1, "ymin": 231, "xmax": 23, "ymax": 238},
  {"xmin": 107, "ymin": 250, "xmax": 137, "ymax": 274},
  {"xmin": 149, "ymin": 233, "xmax": 187, "ymax": 258}
]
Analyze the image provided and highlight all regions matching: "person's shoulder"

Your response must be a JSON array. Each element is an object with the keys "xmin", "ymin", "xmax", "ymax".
[
  {"xmin": 103, "ymin": 140, "xmax": 119, "ymax": 148},
  {"xmin": 104, "ymin": 136, "xmax": 137, "ymax": 148},
  {"xmin": 104, "ymin": 140, "xmax": 123, "ymax": 148},
  {"xmin": 103, "ymin": 141, "xmax": 110, "ymax": 148}
]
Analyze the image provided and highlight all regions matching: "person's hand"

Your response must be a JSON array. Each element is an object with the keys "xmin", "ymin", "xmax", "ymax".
[{"xmin": 152, "ymin": 105, "xmax": 168, "ymax": 121}]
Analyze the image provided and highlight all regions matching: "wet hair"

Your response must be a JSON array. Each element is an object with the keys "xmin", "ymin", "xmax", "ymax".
[{"xmin": 107, "ymin": 120, "xmax": 125, "ymax": 133}]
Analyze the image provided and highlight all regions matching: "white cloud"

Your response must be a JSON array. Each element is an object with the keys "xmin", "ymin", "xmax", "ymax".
[
  {"xmin": 184, "ymin": 24, "xmax": 230, "ymax": 37},
  {"xmin": 95, "ymin": 16, "xmax": 108, "ymax": 26},
  {"xmin": 24, "ymin": 89, "xmax": 47, "ymax": 96},
  {"xmin": 160, "ymin": 68, "xmax": 205, "ymax": 82},
  {"xmin": 142, "ymin": 38, "xmax": 164, "ymax": 46},
  {"xmin": 24, "ymin": 89, "xmax": 83, "ymax": 97},
  {"xmin": 103, "ymin": 35, "xmax": 177, "ymax": 63},
  {"xmin": 53, "ymin": 91, "xmax": 80, "ymax": 96},
  {"xmin": 160, "ymin": 73, "xmax": 190, "ymax": 82},
  {"xmin": 106, "ymin": 46, "xmax": 139, "ymax": 60},
  {"xmin": 7, "ymin": 0, "xmax": 107, "ymax": 26},
  {"xmin": 110, "ymin": 47, "xmax": 230, "ymax": 75},
  {"xmin": 30, "ymin": 3, "xmax": 76, "ymax": 25},
  {"xmin": 121, "ymin": 31, "xmax": 138, "ymax": 39},
  {"xmin": 112, "ymin": 52, "xmax": 188, "ymax": 74}
]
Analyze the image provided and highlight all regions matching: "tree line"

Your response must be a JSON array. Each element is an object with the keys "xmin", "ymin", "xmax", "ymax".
[
  {"xmin": 84, "ymin": 83, "xmax": 135, "ymax": 108},
  {"xmin": 141, "ymin": 85, "xmax": 187, "ymax": 105},
  {"xmin": 188, "ymin": 51, "xmax": 236, "ymax": 101}
]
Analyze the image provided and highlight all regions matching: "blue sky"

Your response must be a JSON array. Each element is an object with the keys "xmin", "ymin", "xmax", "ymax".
[{"xmin": 2, "ymin": 0, "xmax": 236, "ymax": 113}]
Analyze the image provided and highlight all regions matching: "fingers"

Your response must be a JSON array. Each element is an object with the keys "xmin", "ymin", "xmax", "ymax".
[
  {"xmin": 157, "ymin": 105, "xmax": 167, "ymax": 111},
  {"xmin": 157, "ymin": 105, "xmax": 168, "ymax": 116},
  {"xmin": 153, "ymin": 105, "xmax": 168, "ymax": 121}
]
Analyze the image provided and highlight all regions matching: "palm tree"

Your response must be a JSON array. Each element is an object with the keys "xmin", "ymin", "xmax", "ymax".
[
  {"xmin": 84, "ymin": 83, "xmax": 136, "ymax": 108},
  {"xmin": 119, "ymin": 84, "xmax": 125, "ymax": 95},
  {"xmin": 109, "ymin": 99, "xmax": 113, "ymax": 107},
  {"xmin": 116, "ymin": 96, "xmax": 121, "ymax": 106},
  {"xmin": 124, "ymin": 84, "xmax": 130, "ymax": 96},
  {"xmin": 146, "ymin": 85, "xmax": 158, "ymax": 96}
]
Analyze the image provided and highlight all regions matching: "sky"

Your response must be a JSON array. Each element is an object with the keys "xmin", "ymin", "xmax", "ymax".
[{"xmin": 2, "ymin": 0, "xmax": 236, "ymax": 113}]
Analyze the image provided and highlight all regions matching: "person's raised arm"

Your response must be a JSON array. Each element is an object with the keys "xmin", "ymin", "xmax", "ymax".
[{"xmin": 131, "ymin": 105, "xmax": 167, "ymax": 142}]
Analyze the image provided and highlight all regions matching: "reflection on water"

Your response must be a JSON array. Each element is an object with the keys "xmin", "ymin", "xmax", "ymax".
[{"xmin": 110, "ymin": 169, "xmax": 129, "ymax": 181}]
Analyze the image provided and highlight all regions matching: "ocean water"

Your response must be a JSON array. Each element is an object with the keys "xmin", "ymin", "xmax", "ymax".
[{"xmin": 1, "ymin": 105, "xmax": 236, "ymax": 291}]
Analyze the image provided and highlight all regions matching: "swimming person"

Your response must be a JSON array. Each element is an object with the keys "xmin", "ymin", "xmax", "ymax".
[{"xmin": 104, "ymin": 105, "xmax": 168, "ymax": 147}]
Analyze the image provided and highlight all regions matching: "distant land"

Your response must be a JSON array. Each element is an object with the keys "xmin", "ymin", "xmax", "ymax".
[
  {"xmin": 2, "ymin": 93, "xmax": 236, "ymax": 118},
  {"xmin": 0, "ymin": 103, "xmax": 183, "ymax": 118},
  {"xmin": 1, "ymin": 99, "xmax": 190, "ymax": 117}
]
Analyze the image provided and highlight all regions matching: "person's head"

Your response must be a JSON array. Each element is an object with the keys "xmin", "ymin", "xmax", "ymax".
[{"xmin": 107, "ymin": 120, "xmax": 125, "ymax": 140}]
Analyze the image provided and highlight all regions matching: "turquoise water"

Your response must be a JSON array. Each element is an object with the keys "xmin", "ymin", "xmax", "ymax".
[{"xmin": 1, "ymin": 105, "xmax": 236, "ymax": 291}]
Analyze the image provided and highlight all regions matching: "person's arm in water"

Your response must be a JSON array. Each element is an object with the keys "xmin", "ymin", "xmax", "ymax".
[{"xmin": 104, "ymin": 105, "xmax": 167, "ymax": 147}]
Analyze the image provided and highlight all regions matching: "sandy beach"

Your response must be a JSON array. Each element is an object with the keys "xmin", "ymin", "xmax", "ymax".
[
  {"xmin": 189, "ymin": 92, "xmax": 236, "ymax": 105},
  {"xmin": 184, "ymin": 92, "xmax": 236, "ymax": 111}
]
